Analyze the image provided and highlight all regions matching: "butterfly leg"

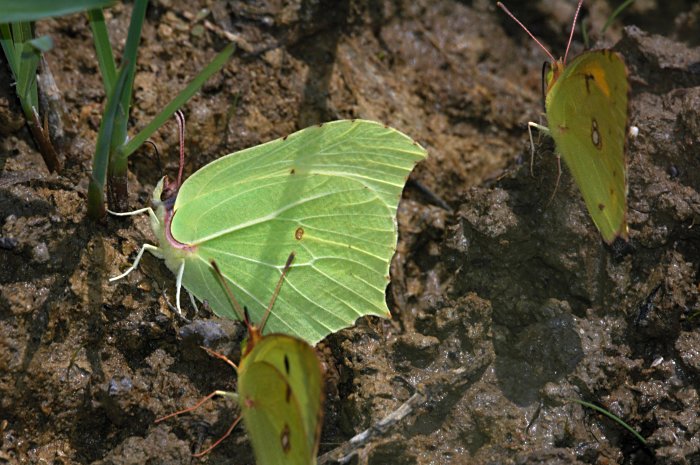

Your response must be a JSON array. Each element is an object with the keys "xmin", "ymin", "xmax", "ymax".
[
  {"xmin": 108, "ymin": 206, "xmax": 159, "ymax": 225},
  {"xmin": 188, "ymin": 291, "xmax": 199, "ymax": 314},
  {"xmin": 161, "ymin": 289, "xmax": 192, "ymax": 323},
  {"xmin": 193, "ymin": 346, "xmax": 240, "ymax": 455},
  {"xmin": 108, "ymin": 206, "xmax": 164, "ymax": 281},
  {"xmin": 544, "ymin": 155, "xmax": 563, "ymax": 209},
  {"xmin": 527, "ymin": 121, "xmax": 550, "ymax": 176},
  {"xmin": 158, "ymin": 262, "xmax": 191, "ymax": 320},
  {"xmin": 109, "ymin": 243, "xmax": 162, "ymax": 282},
  {"xmin": 193, "ymin": 414, "xmax": 242, "ymax": 457},
  {"xmin": 174, "ymin": 261, "xmax": 186, "ymax": 317},
  {"xmin": 155, "ymin": 389, "xmax": 242, "ymax": 457}
]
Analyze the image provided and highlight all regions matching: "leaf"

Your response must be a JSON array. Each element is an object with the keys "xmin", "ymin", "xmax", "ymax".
[{"xmin": 0, "ymin": 0, "xmax": 116, "ymax": 22}]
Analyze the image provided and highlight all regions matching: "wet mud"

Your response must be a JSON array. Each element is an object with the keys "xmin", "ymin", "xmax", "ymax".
[{"xmin": 1, "ymin": 1, "xmax": 699, "ymax": 464}]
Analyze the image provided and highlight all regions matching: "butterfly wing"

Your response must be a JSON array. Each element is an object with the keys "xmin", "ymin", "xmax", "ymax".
[
  {"xmin": 162, "ymin": 120, "xmax": 427, "ymax": 344},
  {"xmin": 545, "ymin": 50, "xmax": 629, "ymax": 243},
  {"xmin": 238, "ymin": 335, "xmax": 323, "ymax": 465}
]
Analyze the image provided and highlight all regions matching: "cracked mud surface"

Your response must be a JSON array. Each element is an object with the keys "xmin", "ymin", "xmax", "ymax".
[{"xmin": 1, "ymin": 1, "xmax": 699, "ymax": 464}]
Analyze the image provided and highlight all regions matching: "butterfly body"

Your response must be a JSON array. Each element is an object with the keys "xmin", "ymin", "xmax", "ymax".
[{"xmin": 545, "ymin": 50, "xmax": 629, "ymax": 243}]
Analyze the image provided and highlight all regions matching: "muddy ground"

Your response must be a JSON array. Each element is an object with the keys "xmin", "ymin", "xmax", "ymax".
[{"xmin": 1, "ymin": 0, "xmax": 700, "ymax": 464}]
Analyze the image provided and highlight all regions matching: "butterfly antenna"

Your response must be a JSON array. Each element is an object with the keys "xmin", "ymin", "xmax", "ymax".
[
  {"xmin": 563, "ymin": 0, "xmax": 584, "ymax": 64},
  {"xmin": 193, "ymin": 416, "xmax": 243, "ymax": 457},
  {"xmin": 201, "ymin": 345, "xmax": 238, "ymax": 371},
  {"xmin": 154, "ymin": 391, "xmax": 221, "ymax": 423},
  {"xmin": 142, "ymin": 140, "xmax": 162, "ymax": 176},
  {"xmin": 259, "ymin": 252, "xmax": 296, "ymax": 332},
  {"xmin": 210, "ymin": 260, "xmax": 247, "ymax": 322},
  {"xmin": 497, "ymin": 2, "xmax": 556, "ymax": 63},
  {"xmin": 174, "ymin": 109, "xmax": 186, "ymax": 189}
]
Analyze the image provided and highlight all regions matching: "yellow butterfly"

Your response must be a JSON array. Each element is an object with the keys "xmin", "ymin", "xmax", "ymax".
[{"xmin": 499, "ymin": 1, "xmax": 629, "ymax": 244}]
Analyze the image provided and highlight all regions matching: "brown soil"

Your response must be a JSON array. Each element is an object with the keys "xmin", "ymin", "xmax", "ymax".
[{"xmin": 1, "ymin": 1, "xmax": 699, "ymax": 464}]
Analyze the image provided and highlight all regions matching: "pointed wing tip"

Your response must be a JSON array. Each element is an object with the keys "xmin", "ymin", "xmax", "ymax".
[{"xmin": 602, "ymin": 222, "xmax": 629, "ymax": 245}]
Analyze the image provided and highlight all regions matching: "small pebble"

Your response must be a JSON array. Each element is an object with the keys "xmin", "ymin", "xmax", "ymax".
[
  {"xmin": 108, "ymin": 376, "xmax": 133, "ymax": 396},
  {"xmin": 191, "ymin": 24, "xmax": 205, "ymax": 37},
  {"xmin": 179, "ymin": 320, "xmax": 226, "ymax": 346},
  {"xmin": 0, "ymin": 237, "xmax": 17, "ymax": 250},
  {"xmin": 158, "ymin": 23, "xmax": 173, "ymax": 40},
  {"xmin": 31, "ymin": 242, "xmax": 50, "ymax": 263}
]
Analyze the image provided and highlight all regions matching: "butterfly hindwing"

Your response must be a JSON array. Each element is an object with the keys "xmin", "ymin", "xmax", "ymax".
[{"xmin": 545, "ymin": 50, "xmax": 629, "ymax": 243}]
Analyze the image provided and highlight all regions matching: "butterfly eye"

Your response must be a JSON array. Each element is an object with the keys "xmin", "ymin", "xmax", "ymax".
[
  {"xmin": 541, "ymin": 62, "xmax": 550, "ymax": 111},
  {"xmin": 160, "ymin": 175, "xmax": 176, "ymax": 201}
]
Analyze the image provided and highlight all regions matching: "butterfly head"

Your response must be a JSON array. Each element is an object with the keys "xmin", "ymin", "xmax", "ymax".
[
  {"xmin": 498, "ymin": 1, "xmax": 584, "ymax": 95},
  {"xmin": 241, "ymin": 307, "xmax": 265, "ymax": 357},
  {"xmin": 152, "ymin": 110, "xmax": 187, "ymax": 210},
  {"xmin": 152, "ymin": 175, "xmax": 179, "ymax": 212},
  {"xmin": 545, "ymin": 59, "xmax": 567, "ymax": 94}
]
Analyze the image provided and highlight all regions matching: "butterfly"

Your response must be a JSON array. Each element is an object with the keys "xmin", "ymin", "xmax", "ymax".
[
  {"xmin": 157, "ymin": 253, "xmax": 324, "ymax": 464},
  {"xmin": 498, "ymin": 1, "xmax": 629, "ymax": 244},
  {"xmin": 110, "ymin": 114, "xmax": 427, "ymax": 344}
]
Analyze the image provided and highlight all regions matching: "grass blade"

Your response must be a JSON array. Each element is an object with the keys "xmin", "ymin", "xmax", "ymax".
[
  {"xmin": 0, "ymin": 23, "xmax": 20, "ymax": 75},
  {"xmin": 18, "ymin": 35, "xmax": 53, "ymax": 108},
  {"xmin": 1, "ymin": 23, "xmax": 61, "ymax": 172},
  {"xmin": 602, "ymin": 0, "xmax": 635, "ymax": 34},
  {"xmin": 87, "ymin": 64, "xmax": 129, "ymax": 219},
  {"xmin": 104, "ymin": 0, "xmax": 147, "ymax": 211},
  {"xmin": 570, "ymin": 398, "xmax": 647, "ymax": 445},
  {"xmin": 113, "ymin": 0, "xmax": 147, "ymax": 142},
  {"xmin": 87, "ymin": 8, "xmax": 116, "ymax": 95},
  {"xmin": 0, "ymin": 0, "xmax": 116, "ymax": 22},
  {"xmin": 119, "ymin": 42, "xmax": 236, "ymax": 159},
  {"xmin": 14, "ymin": 24, "xmax": 41, "ymax": 109}
]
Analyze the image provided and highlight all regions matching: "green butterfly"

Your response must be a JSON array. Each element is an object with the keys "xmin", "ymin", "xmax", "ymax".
[
  {"xmin": 157, "ymin": 255, "xmax": 323, "ymax": 464},
  {"xmin": 111, "ymin": 118, "xmax": 427, "ymax": 344},
  {"xmin": 499, "ymin": 1, "xmax": 629, "ymax": 244}
]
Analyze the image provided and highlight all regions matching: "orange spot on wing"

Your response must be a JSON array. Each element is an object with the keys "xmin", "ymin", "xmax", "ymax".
[{"xmin": 579, "ymin": 64, "xmax": 610, "ymax": 97}]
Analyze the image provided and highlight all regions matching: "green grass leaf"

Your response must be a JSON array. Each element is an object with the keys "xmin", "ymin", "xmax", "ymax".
[
  {"xmin": 118, "ymin": 42, "xmax": 236, "ymax": 160},
  {"xmin": 0, "ymin": 0, "xmax": 116, "ymax": 22},
  {"xmin": 87, "ymin": 8, "xmax": 116, "ymax": 95},
  {"xmin": 87, "ymin": 64, "xmax": 130, "ymax": 218},
  {"xmin": 602, "ymin": 0, "xmax": 635, "ymax": 34},
  {"xmin": 570, "ymin": 398, "xmax": 647, "ymax": 445}
]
